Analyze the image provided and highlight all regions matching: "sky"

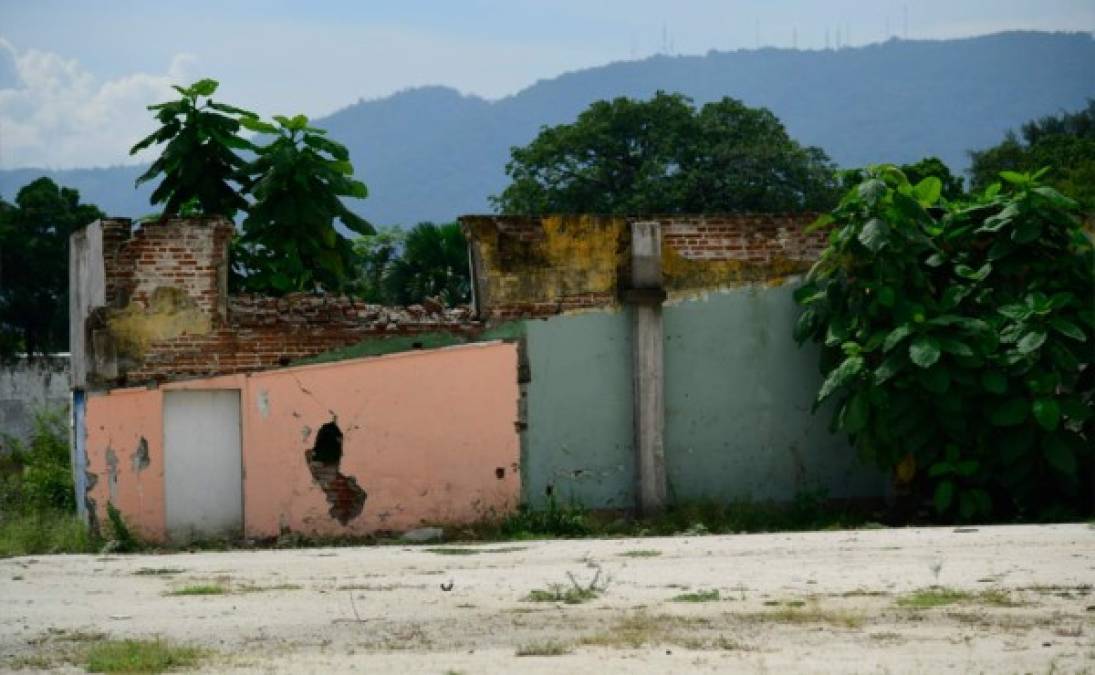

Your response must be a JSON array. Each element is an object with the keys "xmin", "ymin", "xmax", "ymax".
[{"xmin": 1, "ymin": 0, "xmax": 1093, "ymax": 170}]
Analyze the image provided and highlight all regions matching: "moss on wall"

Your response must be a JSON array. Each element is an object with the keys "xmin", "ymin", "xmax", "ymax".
[
  {"xmin": 105, "ymin": 287, "xmax": 211, "ymax": 359},
  {"xmin": 661, "ymin": 247, "xmax": 812, "ymax": 299},
  {"xmin": 467, "ymin": 215, "xmax": 627, "ymax": 307}
]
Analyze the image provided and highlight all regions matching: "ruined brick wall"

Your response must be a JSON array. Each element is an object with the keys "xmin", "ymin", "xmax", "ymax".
[
  {"xmin": 101, "ymin": 217, "xmax": 231, "ymax": 318},
  {"xmin": 77, "ymin": 217, "xmax": 480, "ymax": 388},
  {"xmin": 660, "ymin": 214, "xmax": 824, "ymax": 262},
  {"xmin": 460, "ymin": 213, "xmax": 823, "ymax": 320},
  {"xmin": 127, "ymin": 295, "xmax": 477, "ymax": 383}
]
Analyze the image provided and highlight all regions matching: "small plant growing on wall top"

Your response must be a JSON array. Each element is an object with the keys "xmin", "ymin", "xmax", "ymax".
[
  {"xmin": 795, "ymin": 165, "xmax": 1093, "ymax": 522},
  {"xmin": 131, "ymin": 78, "xmax": 257, "ymax": 219}
]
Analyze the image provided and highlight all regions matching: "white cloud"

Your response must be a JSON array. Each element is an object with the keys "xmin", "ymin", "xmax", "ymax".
[{"xmin": 0, "ymin": 38, "xmax": 197, "ymax": 169}]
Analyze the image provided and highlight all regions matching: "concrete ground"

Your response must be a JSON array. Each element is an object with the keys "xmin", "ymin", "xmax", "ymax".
[{"xmin": 1, "ymin": 524, "xmax": 1093, "ymax": 674}]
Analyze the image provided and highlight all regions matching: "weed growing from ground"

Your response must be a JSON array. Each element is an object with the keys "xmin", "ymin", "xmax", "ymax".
[
  {"xmin": 165, "ymin": 584, "xmax": 226, "ymax": 597},
  {"xmin": 672, "ymin": 589, "xmax": 721, "ymax": 603},
  {"xmin": 84, "ymin": 638, "xmax": 203, "ymax": 673},
  {"xmin": 515, "ymin": 640, "xmax": 572, "ymax": 656}
]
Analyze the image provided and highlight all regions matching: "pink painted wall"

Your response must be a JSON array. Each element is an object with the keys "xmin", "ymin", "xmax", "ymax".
[
  {"xmin": 83, "ymin": 342, "xmax": 521, "ymax": 541},
  {"xmin": 85, "ymin": 388, "xmax": 167, "ymax": 541}
]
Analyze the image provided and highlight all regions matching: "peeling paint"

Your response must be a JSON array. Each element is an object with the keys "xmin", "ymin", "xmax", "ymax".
[
  {"xmin": 105, "ymin": 287, "xmax": 212, "ymax": 359},
  {"xmin": 104, "ymin": 447, "xmax": 119, "ymax": 503},
  {"xmin": 257, "ymin": 390, "xmax": 271, "ymax": 418},
  {"xmin": 131, "ymin": 437, "xmax": 150, "ymax": 472}
]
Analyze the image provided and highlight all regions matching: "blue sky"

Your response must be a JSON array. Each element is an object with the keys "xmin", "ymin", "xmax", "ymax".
[{"xmin": 1, "ymin": 0, "xmax": 1093, "ymax": 168}]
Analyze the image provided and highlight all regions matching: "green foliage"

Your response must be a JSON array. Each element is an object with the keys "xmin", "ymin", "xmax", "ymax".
[
  {"xmin": 379, "ymin": 222, "xmax": 471, "ymax": 306},
  {"xmin": 493, "ymin": 91, "xmax": 838, "ymax": 215},
  {"xmin": 1, "ymin": 408, "xmax": 75, "ymax": 514},
  {"xmin": 0, "ymin": 178, "xmax": 104, "ymax": 357},
  {"xmin": 841, "ymin": 157, "xmax": 964, "ymax": 202},
  {"xmin": 672, "ymin": 589, "xmax": 721, "ymax": 603},
  {"xmin": 131, "ymin": 78, "xmax": 256, "ymax": 218},
  {"xmin": 351, "ymin": 226, "xmax": 406, "ymax": 303},
  {"xmin": 85, "ymin": 638, "xmax": 203, "ymax": 673},
  {"xmin": 0, "ymin": 511, "xmax": 96, "ymax": 557},
  {"xmin": 796, "ymin": 165, "xmax": 1094, "ymax": 521},
  {"xmin": 499, "ymin": 497, "xmax": 592, "ymax": 538},
  {"xmin": 969, "ymin": 100, "xmax": 1095, "ymax": 211},
  {"xmin": 235, "ymin": 113, "xmax": 373, "ymax": 294},
  {"xmin": 105, "ymin": 502, "xmax": 139, "ymax": 553},
  {"xmin": 350, "ymin": 222, "xmax": 471, "ymax": 306}
]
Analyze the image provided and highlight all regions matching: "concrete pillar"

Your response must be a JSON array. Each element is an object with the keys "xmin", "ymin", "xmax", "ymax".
[{"xmin": 627, "ymin": 221, "xmax": 667, "ymax": 515}]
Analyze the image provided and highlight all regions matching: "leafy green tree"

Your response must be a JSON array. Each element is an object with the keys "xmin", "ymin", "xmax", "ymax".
[
  {"xmin": 382, "ymin": 222, "xmax": 470, "ymax": 307},
  {"xmin": 235, "ymin": 114, "xmax": 373, "ymax": 294},
  {"xmin": 0, "ymin": 178, "xmax": 104, "ymax": 358},
  {"xmin": 130, "ymin": 78, "xmax": 256, "ymax": 218},
  {"xmin": 900, "ymin": 157, "xmax": 965, "ymax": 201},
  {"xmin": 795, "ymin": 166, "xmax": 1093, "ymax": 521},
  {"xmin": 841, "ymin": 157, "xmax": 965, "ymax": 202},
  {"xmin": 969, "ymin": 100, "xmax": 1095, "ymax": 210},
  {"xmin": 493, "ymin": 92, "xmax": 838, "ymax": 215},
  {"xmin": 351, "ymin": 226, "xmax": 406, "ymax": 303}
]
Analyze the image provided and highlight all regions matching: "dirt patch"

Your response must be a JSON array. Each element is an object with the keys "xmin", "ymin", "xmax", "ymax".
[{"xmin": 0, "ymin": 524, "xmax": 1092, "ymax": 673}]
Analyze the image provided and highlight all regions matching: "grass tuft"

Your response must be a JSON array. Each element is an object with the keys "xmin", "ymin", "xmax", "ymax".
[
  {"xmin": 525, "ymin": 583, "xmax": 599, "ymax": 604},
  {"xmin": 85, "ymin": 639, "xmax": 202, "ymax": 673},
  {"xmin": 425, "ymin": 546, "xmax": 526, "ymax": 556},
  {"xmin": 165, "ymin": 584, "xmax": 226, "ymax": 597},
  {"xmin": 672, "ymin": 589, "xmax": 720, "ymax": 603},
  {"xmin": 515, "ymin": 640, "xmax": 572, "ymax": 657},
  {"xmin": 896, "ymin": 586, "xmax": 1022, "ymax": 609},
  {"xmin": 619, "ymin": 549, "xmax": 661, "ymax": 558}
]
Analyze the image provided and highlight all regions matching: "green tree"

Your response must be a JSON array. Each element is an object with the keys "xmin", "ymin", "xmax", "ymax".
[
  {"xmin": 900, "ymin": 157, "xmax": 965, "ymax": 201},
  {"xmin": 0, "ymin": 178, "xmax": 104, "ymax": 358},
  {"xmin": 235, "ymin": 114, "xmax": 373, "ymax": 294},
  {"xmin": 351, "ymin": 226, "xmax": 406, "ymax": 303},
  {"xmin": 493, "ymin": 92, "xmax": 838, "ymax": 215},
  {"xmin": 382, "ymin": 222, "xmax": 470, "ymax": 307},
  {"xmin": 969, "ymin": 100, "xmax": 1095, "ymax": 210},
  {"xmin": 841, "ymin": 157, "xmax": 965, "ymax": 202},
  {"xmin": 130, "ymin": 78, "xmax": 256, "ymax": 218},
  {"xmin": 795, "ymin": 166, "xmax": 1093, "ymax": 521}
]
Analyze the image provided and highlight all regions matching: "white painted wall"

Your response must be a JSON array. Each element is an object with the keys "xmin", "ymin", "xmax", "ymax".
[
  {"xmin": 0, "ymin": 357, "xmax": 70, "ymax": 450},
  {"xmin": 163, "ymin": 390, "xmax": 243, "ymax": 542}
]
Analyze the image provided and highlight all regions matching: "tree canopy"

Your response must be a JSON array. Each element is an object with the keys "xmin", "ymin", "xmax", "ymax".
[
  {"xmin": 492, "ymin": 92, "xmax": 839, "ymax": 215},
  {"xmin": 352, "ymin": 222, "xmax": 470, "ymax": 307},
  {"xmin": 796, "ymin": 167, "xmax": 1093, "ymax": 521},
  {"xmin": 234, "ymin": 114, "xmax": 373, "ymax": 294},
  {"xmin": 0, "ymin": 178, "xmax": 104, "ymax": 358},
  {"xmin": 130, "ymin": 78, "xmax": 257, "ymax": 219},
  {"xmin": 969, "ymin": 100, "xmax": 1095, "ymax": 210}
]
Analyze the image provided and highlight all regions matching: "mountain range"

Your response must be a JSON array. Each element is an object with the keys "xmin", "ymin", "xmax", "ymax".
[{"xmin": 1, "ymin": 31, "xmax": 1093, "ymax": 226}]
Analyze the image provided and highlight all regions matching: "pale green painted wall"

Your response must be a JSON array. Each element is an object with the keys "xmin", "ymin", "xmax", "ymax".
[
  {"xmin": 523, "ymin": 310, "xmax": 634, "ymax": 508},
  {"xmin": 662, "ymin": 284, "xmax": 885, "ymax": 502},
  {"xmin": 519, "ymin": 284, "xmax": 885, "ymax": 509}
]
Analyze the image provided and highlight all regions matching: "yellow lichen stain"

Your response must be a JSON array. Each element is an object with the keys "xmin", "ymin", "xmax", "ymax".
[
  {"xmin": 106, "ymin": 287, "xmax": 210, "ymax": 358},
  {"xmin": 662, "ymin": 247, "xmax": 811, "ymax": 300},
  {"xmin": 475, "ymin": 215, "xmax": 626, "ymax": 304}
]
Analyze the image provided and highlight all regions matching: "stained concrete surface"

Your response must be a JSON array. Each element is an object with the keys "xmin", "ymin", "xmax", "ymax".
[{"xmin": 1, "ymin": 524, "xmax": 1092, "ymax": 673}]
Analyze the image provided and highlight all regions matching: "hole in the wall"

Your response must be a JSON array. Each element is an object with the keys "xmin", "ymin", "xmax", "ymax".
[
  {"xmin": 412, "ymin": 341, "xmax": 424, "ymax": 349},
  {"xmin": 312, "ymin": 422, "xmax": 343, "ymax": 465},
  {"xmin": 305, "ymin": 420, "xmax": 366, "ymax": 526},
  {"xmin": 278, "ymin": 356, "xmax": 291, "ymax": 367},
  {"xmin": 545, "ymin": 484, "xmax": 554, "ymax": 497},
  {"xmin": 495, "ymin": 467, "xmax": 505, "ymax": 480}
]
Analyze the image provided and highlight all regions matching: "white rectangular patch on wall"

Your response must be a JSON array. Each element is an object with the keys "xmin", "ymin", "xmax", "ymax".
[{"xmin": 163, "ymin": 389, "xmax": 243, "ymax": 543}]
